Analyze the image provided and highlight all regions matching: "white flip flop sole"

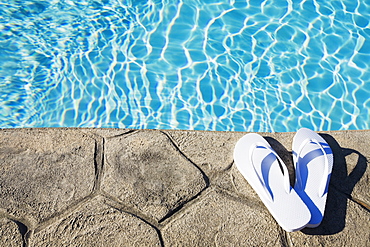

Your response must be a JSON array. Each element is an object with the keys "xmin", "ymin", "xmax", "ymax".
[
  {"xmin": 292, "ymin": 128, "xmax": 333, "ymax": 228},
  {"xmin": 234, "ymin": 133, "xmax": 310, "ymax": 232}
]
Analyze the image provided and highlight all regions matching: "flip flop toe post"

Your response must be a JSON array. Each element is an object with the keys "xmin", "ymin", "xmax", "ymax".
[{"xmin": 234, "ymin": 133, "xmax": 310, "ymax": 232}]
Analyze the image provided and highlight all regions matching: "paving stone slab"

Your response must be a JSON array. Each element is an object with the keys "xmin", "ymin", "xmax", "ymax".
[
  {"xmin": 102, "ymin": 130, "xmax": 207, "ymax": 221},
  {"xmin": 288, "ymin": 188, "xmax": 370, "ymax": 246},
  {"xmin": 0, "ymin": 129, "xmax": 96, "ymax": 223},
  {"xmin": 0, "ymin": 218, "xmax": 24, "ymax": 247},
  {"xmin": 162, "ymin": 190, "xmax": 285, "ymax": 246},
  {"xmin": 31, "ymin": 196, "xmax": 161, "ymax": 247}
]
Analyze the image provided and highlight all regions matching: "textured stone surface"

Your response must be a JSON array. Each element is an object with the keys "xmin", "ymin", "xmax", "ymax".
[
  {"xmin": 288, "ymin": 189, "xmax": 370, "ymax": 246},
  {"xmin": 327, "ymin": 130, "xmax": 370, "ymax": 159},
  {"xmin": 102, "ymin": 130, "xmax": 207, "ymax": 221},
  {"xmin": 0, "ymin": 128, "xmax": 368, "ymax": 246},
  {"xmin": 0, "ymin": 129, "xmax": 96, "ymax": 223},
  {"xmin": 32, "ymin": 196, "xmax": 161, "ymax": 247},
  {"xmin": 0, "ymin": 218, "xmax": 24, "ymax": 247},
  {"xmin": 162, "ymin": 190, "xmax": 285, "ymax": 246},
  {"xmin": 166, "ymin": 130, "xmax": 244, "ymax": 172},
  {"xmin": 80, "ymin": 128, "xmax": 131, "ymax": 138},
  {"xmin": 214, "ymin": 164, "xmax": 260, "ymax": 201}
]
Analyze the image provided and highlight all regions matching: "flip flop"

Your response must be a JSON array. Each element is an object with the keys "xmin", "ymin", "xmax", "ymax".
[
  {"xmin": 292, "ymin": 128, "xmax": 334, "ymax": 228},
  {"xmin": 234, "ymin": 133, "xmax": 310, "ymax": 232}
]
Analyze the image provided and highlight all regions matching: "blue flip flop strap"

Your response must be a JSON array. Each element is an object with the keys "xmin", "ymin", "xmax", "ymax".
[
  {"xmin": 249, "ymin": 142, "xmax": 291, "ymax": 203},
  {"xmin": 295, "ymin": 138, "xmax": 331, "ymax": 197}
]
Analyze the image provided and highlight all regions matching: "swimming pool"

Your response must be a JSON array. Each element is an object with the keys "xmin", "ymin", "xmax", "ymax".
[{"xmin": 1, "ymin": 0, "xmax": 369, "ymax": 132}]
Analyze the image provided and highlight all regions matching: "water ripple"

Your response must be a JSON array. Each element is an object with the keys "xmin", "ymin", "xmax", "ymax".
[{"xmin": 0, "ymin": 0, "xmax": 369, "ymax": 132}]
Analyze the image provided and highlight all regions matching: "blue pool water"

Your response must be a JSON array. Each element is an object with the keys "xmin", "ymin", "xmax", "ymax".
[{"xmin": 0, "ymin": 0, "xmax": 369, "ymax": 132}]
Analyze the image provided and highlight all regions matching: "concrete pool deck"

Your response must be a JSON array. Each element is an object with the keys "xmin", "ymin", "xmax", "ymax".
[{"xmin": 0, "ymin": 128, "xmax": 369, "ymax": 246}]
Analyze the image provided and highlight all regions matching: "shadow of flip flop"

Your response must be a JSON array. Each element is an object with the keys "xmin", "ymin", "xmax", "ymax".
[{"xmin": 301, "ymin": 133, "xmax": 368, "ymax": 235}]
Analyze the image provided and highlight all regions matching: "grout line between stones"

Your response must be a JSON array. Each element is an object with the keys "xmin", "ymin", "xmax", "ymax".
[
  {"xmin": 160, "ymin": 130, "xmax": 210, "ymax": 187},
  {"xmin": 92, "ymin": 138, "xmax": 103, "ymax": 192},
  {"xmin": 100, "ymin": 190, "xmax": 161, "ymax": 228},
  {"xmin": 155, "ymin": 130, "xmax": 214, "ymax": 226},
  {"xmin": 101, "ymin": 193, "xmax": 165, "ymax": 247},
  {"xmin": 158, "ymin": 185, "xmax": 212, "ymax": 225},
  {"xmin": 33, "ymin": 192, "xmax": 100, "ymax": 234},
  {"xmin": 158, "ymin": 187, "xmax": 214, "ymax": 227}
]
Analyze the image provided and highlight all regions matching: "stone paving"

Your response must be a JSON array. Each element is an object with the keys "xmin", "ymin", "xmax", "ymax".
[{"xmin": 0, "ymin": 128, "xmax": 369, "ymax": 246}]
